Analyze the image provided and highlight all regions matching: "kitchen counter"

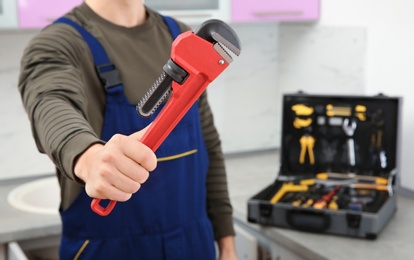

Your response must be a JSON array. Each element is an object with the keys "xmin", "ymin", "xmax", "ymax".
[
  {"xmin": 225, "ymin": 149, "xmax": 414, "ymax": 260},
  {"xmin": 1, "ymin": 149, "xmax": 413, "ymax": 259},
  {"xmin": 0, "ymin": 176, "xmax": 61, "ymax": 245}
]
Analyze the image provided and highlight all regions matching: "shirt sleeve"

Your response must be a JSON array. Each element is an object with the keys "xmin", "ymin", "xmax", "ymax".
[
  {"xmin": 198, "ymin": 91, "xmax": 236, "ymax": 239},
  {"xmin": 17, "ymin": 24, "xmax": 104, "ymax": 184}
]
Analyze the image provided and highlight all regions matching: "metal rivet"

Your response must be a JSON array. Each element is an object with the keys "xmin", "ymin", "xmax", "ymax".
[{"xmin": 218, "ymin": 60, "xmax": 225, "ymax": 65}]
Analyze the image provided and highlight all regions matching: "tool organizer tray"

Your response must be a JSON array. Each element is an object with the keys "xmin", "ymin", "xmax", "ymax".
[{"xmin": 247, "ymin": 93, "xmax": 401, "ymax": 239}]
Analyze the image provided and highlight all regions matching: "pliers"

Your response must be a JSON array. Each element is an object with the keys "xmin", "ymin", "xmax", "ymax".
[
  {"xmin": 299, "ymin": 134, "xmax": 315, "ymax": 165},
  {"xmin": 92, "ymin": 19, "xmax": 242, "ymax": 216}
]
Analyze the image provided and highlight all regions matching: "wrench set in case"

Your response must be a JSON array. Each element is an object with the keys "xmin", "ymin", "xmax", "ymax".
[{"xmin": 247, "ymin": 93, "xmax": 401, "ymax": 239}]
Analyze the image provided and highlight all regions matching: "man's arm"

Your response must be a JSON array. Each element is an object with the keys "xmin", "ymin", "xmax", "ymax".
[{"xmin": 218, "ymin": 235, "xmax": 238, "ymax": 260}]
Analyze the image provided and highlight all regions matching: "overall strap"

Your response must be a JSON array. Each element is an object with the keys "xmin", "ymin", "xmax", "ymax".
[
  {"xmin": 162, "ymin": 15, "xmax": 182, "ymax": 39},
  {"xmin": 53, "ymin": 15, "xmax": 182, "ymax": 89},
  {"xmin": 54, "ymin": 17, "xmax": 121, "ymax": 90}
]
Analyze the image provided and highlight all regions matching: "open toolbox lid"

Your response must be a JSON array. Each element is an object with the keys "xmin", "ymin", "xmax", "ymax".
[{"xmin": 278, "ymin": 92, "xmax": 401, "ymax": 183}]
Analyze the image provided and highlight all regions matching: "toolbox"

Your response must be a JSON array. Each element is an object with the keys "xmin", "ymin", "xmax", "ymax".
[{"xmin": 247, "ymin": 92, "xmax": 401, "ymax": 239}]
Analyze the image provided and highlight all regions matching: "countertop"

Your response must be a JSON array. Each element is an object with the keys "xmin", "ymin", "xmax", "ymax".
[
  {"xmin": 0, "ymin": 175, "xmax": 61, "ymax": 245},
  {"xmin": 225, "ymin": 150, "xmax": 414, "ymax": 260},
  {"xmin": 1, "ymin": 149, "xmax": 414, "ymax": 259}
]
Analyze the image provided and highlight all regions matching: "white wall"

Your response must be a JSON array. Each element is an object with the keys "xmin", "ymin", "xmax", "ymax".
[
  {"xmin": 318, "ymin": 0, "xmax": 414, "ymax": 192},
  {"xmin": 0, "ymin": 31, "xmax": 56, "ymax": 181},
  {"xmin": 210, "ymin": 21, "xmax": 279, "ymax": 154}
]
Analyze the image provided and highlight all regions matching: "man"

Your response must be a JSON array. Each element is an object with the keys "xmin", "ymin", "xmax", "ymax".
[{"xmin": 18, "ymin": 0, "xmax": 237, "ymax": 259}]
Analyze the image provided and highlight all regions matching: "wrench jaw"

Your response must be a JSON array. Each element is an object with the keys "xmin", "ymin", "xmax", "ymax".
[
  {"xmin": 195, "ymin": 19, "xmax": 242, "ymax": 64},
  {"xmin": 213, "ymin": 43, "xmax": 233, "ymax": 64},
  {"xmin": 211, "ymin": 32, "xmax": 241, "ymax": 63},
  {"xmin": 195, "ymin": 19, "xmax": 241, "ymax": 51},
  {"xmin": 342, "ymin": 118, "xmax": 357, "ymax": 136}
]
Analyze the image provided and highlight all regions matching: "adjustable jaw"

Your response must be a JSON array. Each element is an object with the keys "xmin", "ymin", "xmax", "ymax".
[
  {"xmin": 92, "ymin": 19, "xmax": 241, "ymax": 216},
  {"xmin": 195, "ymin": 19, "xmax": 242, "ymax": 63}
]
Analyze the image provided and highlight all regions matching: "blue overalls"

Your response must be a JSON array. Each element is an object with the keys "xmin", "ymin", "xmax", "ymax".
[{"xmin": 54, "ymin": 16, "xmax": 216, "ymax": 260}]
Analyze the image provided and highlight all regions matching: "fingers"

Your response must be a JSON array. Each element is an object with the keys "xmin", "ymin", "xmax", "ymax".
[
  {"xmin": 83, "ymin": 130, "xmax": 157, "ymax": 202},
  {"xmin": 129, "ymin": 123, "xmax": 151, "ymax": 141},
  {"xmin": 115, "ymin": 155, "xmax": 150, "ymax": 185},
  {"xmin": 85, "ymin": 159, "xmax": 146, "ymax": 202},
  {"xmin": 127, "ymin": 126, "xmax": 158, "ymax": 171},
  {"xmin": 86, "ymin": 179, "xmax": 134, "ymax": 202},
  {"xmin": 111, "ymin": 132, "xmax": 157, "ymax": 172}
]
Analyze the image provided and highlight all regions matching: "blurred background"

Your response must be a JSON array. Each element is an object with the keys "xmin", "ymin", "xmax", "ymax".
[{"xmin": 1, "ymin": 1, "xmax": 414, "ymax": 259}]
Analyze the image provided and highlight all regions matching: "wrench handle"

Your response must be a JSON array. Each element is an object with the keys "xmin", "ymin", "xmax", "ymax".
[
  {"xmin": 91, "ymin": 198, "xmax": 117, "ymax": 217},
  {"xmin": 347, "ymin": 138, "xmax": 356, "ymax": 166}
]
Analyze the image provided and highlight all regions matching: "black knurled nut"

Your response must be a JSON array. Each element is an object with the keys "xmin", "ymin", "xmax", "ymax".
[{"xmin": 163, "ymin": 59, "xmax": 188, "ymax": 84}]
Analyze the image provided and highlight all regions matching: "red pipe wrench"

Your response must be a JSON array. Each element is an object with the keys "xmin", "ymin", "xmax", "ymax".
[{"xmin": 91, "ymin": 19, "xmax": 241, "ymax": 216}]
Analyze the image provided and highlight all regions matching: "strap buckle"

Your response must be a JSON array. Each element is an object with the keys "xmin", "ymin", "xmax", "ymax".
[{"xmin": 96, "ymin": 63, "xmax": 121, "ymax": 89}]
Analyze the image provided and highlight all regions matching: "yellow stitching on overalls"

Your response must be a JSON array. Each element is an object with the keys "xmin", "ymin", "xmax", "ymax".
[
  {"xmin": 74, "ymin": 239, "xmax": 90, "ymax": 260},
  {"xmin": 157, "ymin": 149, "xmax": 198, "ymax": 162}
]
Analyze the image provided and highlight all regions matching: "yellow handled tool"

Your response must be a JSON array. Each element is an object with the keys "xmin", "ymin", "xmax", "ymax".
[
  {"xmin": 355, "ymin": 105, "xmax": 366, "ymax": 121},
  {"xmin": 326, "ymin": 104, "xmax": 352, "ymax": 117},
  {"xmin": 270, "ymin": 179, "xmax": 315, "ymax": 204},
  {"xmin": 299, "ymin": 135, "xmax": 315, "ymax": 165},
  {"xmin": 292, "ymin": 104, "xmax": 314, "ymax": 116},
  {"xmin": 351, "ymin": 183, "xmax": 389, "ymax": 191},
  {"xmin": 293, "ymin": 118, "xmax": 312, "ymax": 129}
]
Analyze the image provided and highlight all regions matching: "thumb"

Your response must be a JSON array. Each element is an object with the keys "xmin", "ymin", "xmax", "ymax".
[{"xmin": 130, "ymin": 123, "xmax": 152, "ymax": 141}]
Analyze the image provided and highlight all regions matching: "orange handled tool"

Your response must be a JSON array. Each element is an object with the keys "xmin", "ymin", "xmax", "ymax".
[
  {"xmin": 313, "ymin": 185, "xmax": 340, "ymax": 209},
  {"xmin": 91, "ymin": 19, "xmax": 242, "ymax": 216}
]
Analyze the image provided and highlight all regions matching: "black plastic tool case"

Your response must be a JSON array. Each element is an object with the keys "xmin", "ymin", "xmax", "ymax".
[{"xmin": 247, "ymin": 93, "xmax": 401, "ymax": 239}]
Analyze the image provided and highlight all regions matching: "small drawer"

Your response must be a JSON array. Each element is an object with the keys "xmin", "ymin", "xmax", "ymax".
[{"xmin": 232, "ymin": 0, "xmax": 320, "ymax": 22}]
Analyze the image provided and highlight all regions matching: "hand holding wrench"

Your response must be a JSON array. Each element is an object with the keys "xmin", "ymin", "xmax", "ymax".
[{"xmin": 91, "ymin": 19, "xmax": 242, "ymax": 216}]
